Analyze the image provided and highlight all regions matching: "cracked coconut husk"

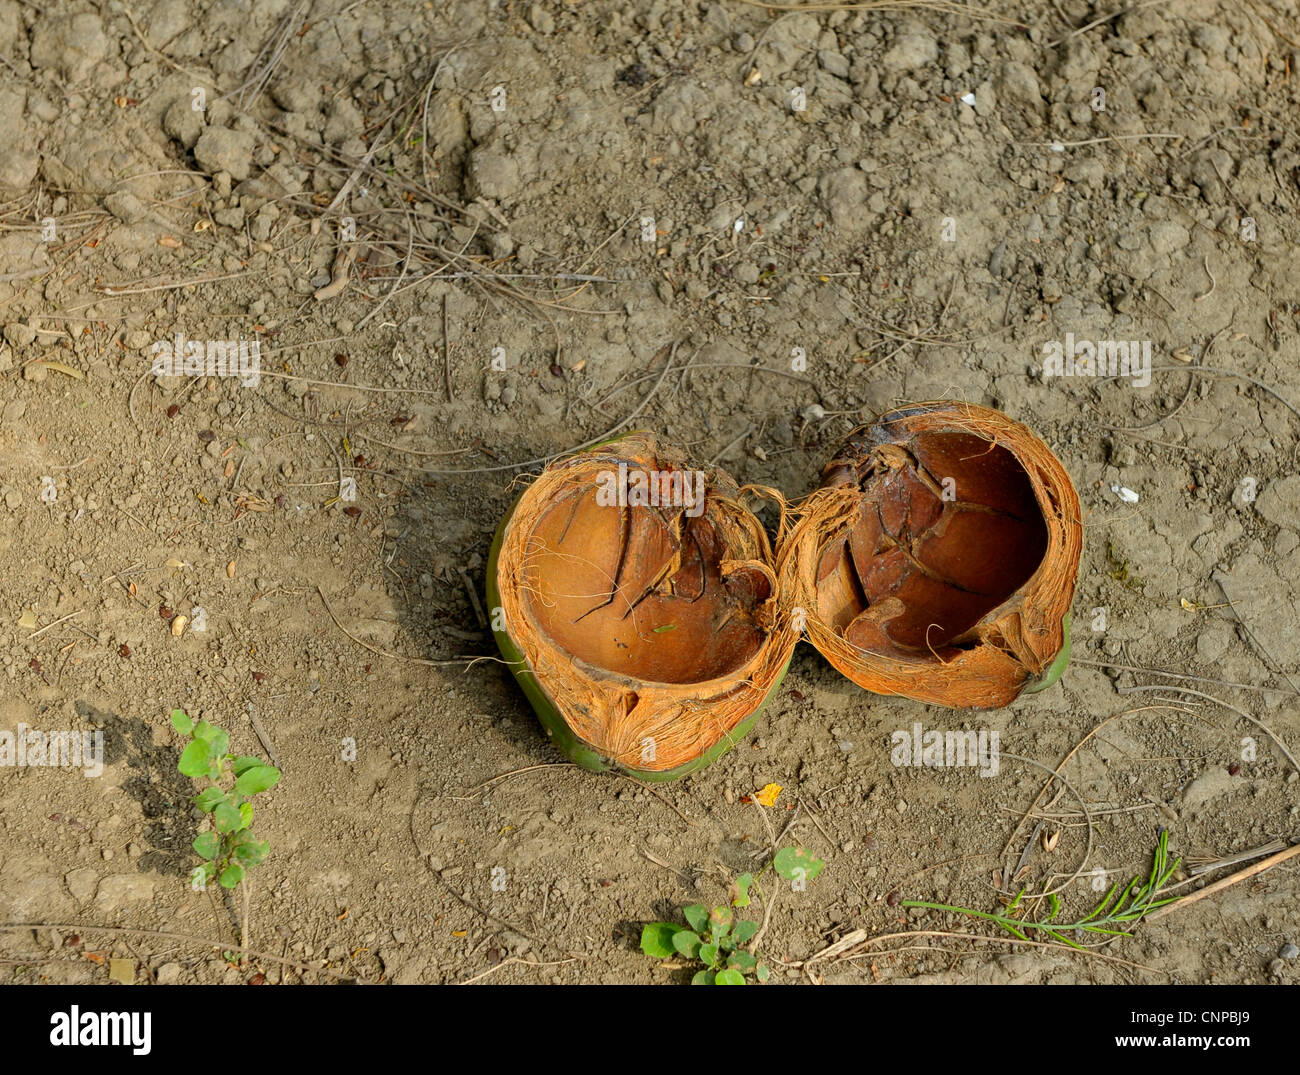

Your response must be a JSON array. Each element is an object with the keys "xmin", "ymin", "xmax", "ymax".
[
  {"xmin": 487, "ymin": 432, "xmax": 798, "ymax": 780},
  {"xmin": 489, "ymin": 405, "xmax": 1082, "ymax": 780},
  {"xmin": 779, "ymin": 401, "xmax": 1083, "ymax": 709}
]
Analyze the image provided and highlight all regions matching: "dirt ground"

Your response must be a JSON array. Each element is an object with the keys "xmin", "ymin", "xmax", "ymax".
[{"xmin": 1, "ymin": 0, "xmax": 1298, "ymax": 986}]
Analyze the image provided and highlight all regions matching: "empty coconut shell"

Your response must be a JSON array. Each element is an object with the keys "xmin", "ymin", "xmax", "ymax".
[
  {"xmin": 487, "ymin": 432, "xmax": 797, "ymax": 780},
  {"xmin": 780, "ymin": 402, "xmax": 1082, "ymax": 708}
]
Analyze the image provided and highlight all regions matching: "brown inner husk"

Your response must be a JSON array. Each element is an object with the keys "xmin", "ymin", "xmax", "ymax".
[
  {"xmin": 496, "ymin": 433, "xmax": 796, "ymax": 771},
  {"xmin": 779, "ymin": 403, "xmax": 1082, "ymax": 709}
]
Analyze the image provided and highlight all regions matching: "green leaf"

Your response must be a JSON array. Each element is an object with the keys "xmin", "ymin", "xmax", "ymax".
[
  {"xmin": 178, "ymin": 740, "xmax": 211, "ymax": 777},
  {"xmin": 755, "ymin": 963, "xmax": 770, "ymax": 982},
  {"xmin": 231, "ymin": 837, "xmax": 269, "ymax": 866},
  {"xmin": 238, "ymin": 802, "xmax": 253, "ymax": 828},
  {"xmin": 715, "ymin": 969, "xmax": 746, "ymax": 985},
  {"xmin": 691, "ymin": 970, "xmax": 715, "ymax": 985},
  {"xmin": 672, "ymin": 930, "xmax": 703, "ymax": 959},
  {"xmin": 192, "ymin": 720, "xmax": 220, "ymax": 744},
  {"xmin": 234, "ymin": 764, "xmax": 280, "ymax": 796},
  {"xmin": 651, "ymin": 624, "xmax": 676, "ymax": 633},
  {"xmin": 1043, "ymin": 928, "xmax": 1085, "ymax": 951},
  {"xmin": 732, "ymin": 919, "xmax": 758, "ymax": 945},
  {"xmin": 727, "ymin": 949, "xmax": 757, "ymax": 973},
  {"xmin": 231, "ymin": 756, "xmax": 263, "ymax": 777},
  {"xmin": 699, "ymin": 943, "xmax": 719, "ymax": 968},
  {"xmin": 683, "ymin": 904, "xmax": 709, "ymax": 933},
  {"xmin": 708, "ymin": 905, "xmax": 733, "ymax": 940},
  {"xmin": 1083, "ymin": 926, "xmax": 1135, "ymax": 938},
  {"xmin": 193, "ymin": 787, "xmax": 227, "ymax": 813},
  {"xmin": 192, "ymin": 721, "xmax": 230, "ymax": 761},
  {"xmin": 218, "ymin": 863, "xmax": 244, "ymax": 889},
  {"xmin": 1080, "ymin": 882, "xmax": 1119, "ymax": 923},
  {"xmin": 731, "ymin": 873, "xmax": 753, "ymax": 908},
  {"xmin": 640, "ymin": 923, "xmax": 681, "ymax": 959},
  {"xmin": 774, "ymin": 846, "xmax": 825, "ymax": 881},
  {"xmin": 170, "ymin": 709, "xmax": 193, "ymax": 735},
  {"xmin": 192, "ymin": 832, "xmax": 221, "ymax": 860},
  {"xmin": 213, "ymin": 801, "xmax": 243, "ymax": 834}
]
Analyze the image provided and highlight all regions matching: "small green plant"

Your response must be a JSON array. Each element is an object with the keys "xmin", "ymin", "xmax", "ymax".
[
  {"xmin": 640, "ymin": 846, "xmax": 825, "ymax": 984},
  {"xmin": 172, "ymin": 709, "xmax": 279, "ymax": 891},
  {"xmin": 641, "ymin": 873, "xmax": 766, "ymax": 985},
  {"xmin": 902, "ymin": 830, "xmax": 1182, "ymax": 951}
]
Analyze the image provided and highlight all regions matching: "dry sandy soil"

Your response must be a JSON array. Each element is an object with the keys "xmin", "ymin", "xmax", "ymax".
[{"xmin": 1, "ymin": 0, "xmax": 1299, "ymax": 985}]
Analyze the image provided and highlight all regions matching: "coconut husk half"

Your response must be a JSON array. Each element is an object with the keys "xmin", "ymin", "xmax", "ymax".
[
  {"xmin": 779, "ymin": 402, "xmax": 1082, "ymax": 708},
  {"xmin": 488, "ymin": 432, "xmax": 797, "ymax": 780}
]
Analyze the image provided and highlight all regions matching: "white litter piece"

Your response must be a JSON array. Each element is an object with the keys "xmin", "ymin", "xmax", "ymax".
[
  {"xmin": 960, "ymin": 92, "xmax": 976, "ymax": 107},
  {"xmin": 1111, "ymin": 483, "xmax": 1139, "ymax": 504}
]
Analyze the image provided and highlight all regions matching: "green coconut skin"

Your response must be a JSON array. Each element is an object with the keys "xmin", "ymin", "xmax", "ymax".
[
  {"xmin": 485, "ymin": 496, "xmax": 792, "ymax": 783},
  {"xmin": 1021, "ymin": 613, "xmax": 1071, "ymax": 695}
]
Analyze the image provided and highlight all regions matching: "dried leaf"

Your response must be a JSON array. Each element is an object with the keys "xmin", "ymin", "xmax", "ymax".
[{"xmin": 38, "ymin": 361, "xmax": 84, "ymax": 380}]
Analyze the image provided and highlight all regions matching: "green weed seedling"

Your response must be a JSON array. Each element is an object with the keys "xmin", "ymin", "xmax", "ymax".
[
  {"xmin": 172, "ymin": 709, "xmax": 279, "ymax": 891},
  {"xmin": 902, "ymin": 829, "xmax": 1182, "ymax": 950},
  {"xmin": 641, "ymin": 846, "xmax": 825, "ymax": 984}
]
